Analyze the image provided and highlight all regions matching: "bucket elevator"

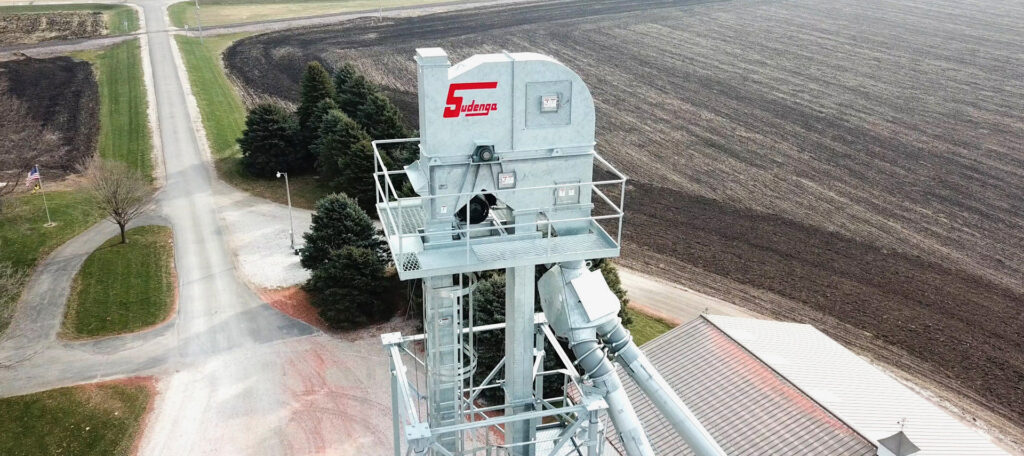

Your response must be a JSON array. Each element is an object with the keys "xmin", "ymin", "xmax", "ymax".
[{"xmin": 376, "ymin": 48, "xmax": 725, "ymax": 456}]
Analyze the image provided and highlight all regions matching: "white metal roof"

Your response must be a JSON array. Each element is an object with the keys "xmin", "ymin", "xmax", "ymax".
[{"xmin": 704, "ymin": 315, "xmax": 1009, "ymax": 456}]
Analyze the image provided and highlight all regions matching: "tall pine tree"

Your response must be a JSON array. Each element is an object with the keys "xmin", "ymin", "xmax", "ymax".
[
  {"xmin": 237, "ymin": 103, "xmax": 299, "ymax": 178},
  {"xmin": 297, "ymin": 61, "xmax": 336, "ymax": 150},
  {"xmin": 331, "ymin": 139, "xmax": 377, "ymax": 211},
  {"xmin": 592, "ymin": 259, "xmax": 633, "ymax": 327},
  {"xmin": 307, "ymin": 98, "xmax": 339, "ymax": 156},
  {"xmin": 355, "ymin": 91, "xmax": 415, "ymax": 167},
  {"xmin": 313, "ymin": 110, "xmax": 370, "ymax": 194},
  {"xmin": 305, "ymin": 245, "xmax": 387, "ymax": 330},
  {"xmin": 333, "ymin": 62, "xmax": 376, "ymax": 120},
  {"xmin": 299, "ymin": 192, "xmax": 378, "ymax": 270}
]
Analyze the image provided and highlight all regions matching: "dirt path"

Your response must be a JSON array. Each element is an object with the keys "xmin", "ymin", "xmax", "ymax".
[{"xmin": 618, "ymin": 267, "xmax": 754, "ymax": 324}]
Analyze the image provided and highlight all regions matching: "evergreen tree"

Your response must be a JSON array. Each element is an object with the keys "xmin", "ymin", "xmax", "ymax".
[
  {"xmin": 333, "ymin": 62, "xmax": 375, "ymax": 119},
  {"xmin": 355, "ymin": 92, "xmax": 415, "ymax": 167},
  {"xmin": 593, "ymin": 259, "xmax": 633, "ymax": 327},
  {"xmin": 237, "ymin": 103, "xmax": 299, "ymax": 178},
  {"xmin": 331, "ymin": 139, "xmax": 376, "ymax": 211},
  {"xmin": 470, "ymin": 274, "xmax": 507, "ymax": 404},
  {"xmin": 305, "ymin": 246, "xmax": 386, "ymax": 330},
  {"xmin": 355, "ymin": 92, "xmax": 411, "ymax": 140},
  {"xmin": 299, "ymin": 193, "xmax": 378, "ymax": 270},
  {"xmin": 470, "ymin": 272, "xmax": 565, "ymax": 405},
  {"xmin": 307, "ymin": 98, "xmax": 338, "ymax": 153},
  {"xmin": 297, "ymin": 61, "xmax": 336, "ymax": 149},
  {"xmin": 313, "ymin": 110, "xmax": 371, "ymax": 190}
]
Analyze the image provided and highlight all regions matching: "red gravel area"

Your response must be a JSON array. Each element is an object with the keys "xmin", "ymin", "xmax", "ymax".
[{"xmin": 260, "ymin": 286, "xmax": 327, "ymax": 331}]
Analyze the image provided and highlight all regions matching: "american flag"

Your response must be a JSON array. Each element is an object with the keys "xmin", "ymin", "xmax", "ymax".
[{"xmin": 25, "ymin": 166, "xmax": 40, "ymax": 188}]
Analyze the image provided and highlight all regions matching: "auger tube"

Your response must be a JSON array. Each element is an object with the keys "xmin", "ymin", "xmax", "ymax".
[
  {"xmin": 600, "ymin": 320, "xmax": 727, "ymax": 456},
  {"xmin": 569, "ymin": 336, "xmax": 656, "ymax": 456},
  {"xmin": 539, "ymin": 260, "xmax": 726, "ymax": 456}
]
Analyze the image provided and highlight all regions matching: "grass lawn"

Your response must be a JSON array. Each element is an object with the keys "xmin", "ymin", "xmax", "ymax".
[
  {"xmin": 626, "ymin": 306, "xmax": 676, "ymax": 346},
  {"xmin": 0, "ymin": 4, "xmax": 139, "ymax": 35},
  {"xmin": 169, "ymin": 0, "xmax": 451, "ymax": 28},
  {"xmin": 0, "ymin": 380, "xmax": 151, "ymax": 456},
  {"xmin": 0, "ymin": 190, "xmax": 105, "ymax": 335},
  {"xmin": 175, "ymin": 33, "xmax": 328, "ymax": 208},
  {"xmin": 73, "ymin": 39, "xmax": 153, "ymax": 176},
  {"xmin": 62, "ymin": 226, "xmax": 175, "ymax": 339}
]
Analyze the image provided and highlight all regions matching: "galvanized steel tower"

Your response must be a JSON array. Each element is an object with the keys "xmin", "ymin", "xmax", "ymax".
[{"xmin": 376, "ymin": 48, "xmax": 723, "ymax": 456}]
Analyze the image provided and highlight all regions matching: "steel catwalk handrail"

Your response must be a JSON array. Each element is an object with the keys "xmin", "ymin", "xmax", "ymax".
[{"xmin": 373, "ymin": 140, "xmax": 629, "ymax": 277}]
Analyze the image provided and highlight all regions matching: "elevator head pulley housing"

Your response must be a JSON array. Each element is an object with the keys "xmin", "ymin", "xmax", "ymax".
[{"xmin": 374, "ymin": 48, "xmax": 628, "ymax": 279}]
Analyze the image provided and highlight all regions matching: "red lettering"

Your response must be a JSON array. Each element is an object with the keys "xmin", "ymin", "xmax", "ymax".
[{"xmin": 443, "ymin": 82, "xmax": 498, "ymax": 118}]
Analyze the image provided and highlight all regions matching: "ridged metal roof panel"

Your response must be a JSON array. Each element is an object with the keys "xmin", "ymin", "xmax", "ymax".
[
  {"xmin": 606, "ymin": 316, "xmax": 876, "ymax": 455},
  {"xmin": 706, "ymin": 315, "xmax": 1009, "ymax": 456}
]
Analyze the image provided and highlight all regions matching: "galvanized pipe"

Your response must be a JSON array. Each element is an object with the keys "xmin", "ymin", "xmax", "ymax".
[
  {"xmin": 569, "ymin": 337, "xmax": 655, "ymax": 456},
  {"xmin": 600, "ymin": 321, "xmax": 727, "ymax": 456}
]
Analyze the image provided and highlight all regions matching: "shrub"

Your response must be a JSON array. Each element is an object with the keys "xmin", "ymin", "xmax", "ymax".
[{"xmin": 238, "ymin": 103, "xmax": 300, "ymax": 177}]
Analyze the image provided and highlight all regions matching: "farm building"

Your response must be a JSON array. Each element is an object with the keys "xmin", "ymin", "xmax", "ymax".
[{"xmin": 606, "ymin": 315, "xmax": 1009, "ymax": 455}]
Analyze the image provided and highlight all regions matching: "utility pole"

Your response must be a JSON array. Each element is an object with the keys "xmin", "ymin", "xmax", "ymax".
[
  {"xmin": 194, "ymin": 0, "xmax": 203, "ymax": 44},
  {"xmin": 276, "ymin": 172, "xmax": 296, "ymax": 253}
]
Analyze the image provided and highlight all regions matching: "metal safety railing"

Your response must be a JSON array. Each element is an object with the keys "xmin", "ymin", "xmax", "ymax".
[{"xmin": 372, "ymin": 139, "xmax": 628, "ymax": 276}]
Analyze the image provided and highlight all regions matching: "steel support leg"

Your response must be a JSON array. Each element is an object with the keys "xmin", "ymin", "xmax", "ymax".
[
  {"xmin": 505, "ymin": 266, "xmax": 537, "ymax": 455},
  {"xmin": 425, "ymin": 275, "xmax": 461, "ymax": 454},
  {"xmin": 391, "ymin": 355, "xmax": 402, "ymax": 456}
]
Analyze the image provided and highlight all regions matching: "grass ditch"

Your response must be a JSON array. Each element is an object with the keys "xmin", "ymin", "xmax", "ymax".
[
  {"xmin": 62, "ymin": 226, "xmax": 175, "ymax": 339},
  {"xmin": 175, "ymin": 32, "xmax": 327, "ymax": 208},
  {"xmin": 0, "ymin": 380, "xmax": 152, "ymax": 456},
  {"xmin": 169, "ymin": 0, "xmax": 449, "ymax": 28},
  {"xmin": 0, "ymin": 190, "xmax": 105, "ymax": 335},
  {"xmin": 73, "ymin": 39, "xmax": 153, "ymax": 176},
  {"xmin": 626, "ymin": 306, "xmax": 675, "ymax": 346}
]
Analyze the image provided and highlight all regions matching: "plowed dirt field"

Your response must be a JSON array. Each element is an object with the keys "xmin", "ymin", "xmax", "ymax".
[
  {"xmin": 0, "ymin": 56, "xmax": 98, "ymax": 176},
  {"xmin": 225, "ymin": 0, "xmax": 1024, "ymax": 448}
]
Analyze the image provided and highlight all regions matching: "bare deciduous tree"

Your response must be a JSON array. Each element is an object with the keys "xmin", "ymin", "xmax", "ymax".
[
  {"xmin": 0, "ymin": 86, "xmax": 66, "ymax": 213},
  {"xmin": 83, "ymin": 158, "xmax": 151, "ymax": 244}
]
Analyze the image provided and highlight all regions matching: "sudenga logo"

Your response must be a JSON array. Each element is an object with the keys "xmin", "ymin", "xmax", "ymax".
[{"xmin": 443, "ymin": 82, "xmax": 498, "ymax": 118}]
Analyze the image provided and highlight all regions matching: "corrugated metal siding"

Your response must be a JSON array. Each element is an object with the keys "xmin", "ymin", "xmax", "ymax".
[
  {"xmin": 706, "ymin": 315, "xmax": 1010, "ymax": 456},
  {"xmin": 606, "ymin": 317, "xmax": 876, "ymax": 455}
]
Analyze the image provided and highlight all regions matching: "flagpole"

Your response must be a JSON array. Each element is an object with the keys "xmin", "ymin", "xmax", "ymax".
[{"xmin": 36, "ymin": 164, "xmax": 54, "ymax": 227}]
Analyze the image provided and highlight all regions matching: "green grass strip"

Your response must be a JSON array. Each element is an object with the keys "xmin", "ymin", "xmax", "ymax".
[
  {"xmin": 626, "ymin": 307, "xmax": 676, "ymax": 346},
  {"xmin": 75, "ymin": 39, "xmax": 152, "ymax": 176},
  {"xmin": 174, "ymin": 33, "xmax": 248, "ymax": 160},
  {"xmin": 0, "ymin": 382, "xmax": 151, "ymax": 456},
  {"xmin": 106, "ymin": 6, "xmax": 140, "ymax": 35},
  {"xmin": 0, "ymin": 190, "xmax": 105, "ymax": 334},
  {"xmin": 62, "ymin": 226, "xmax": 175, "ymax": 339},
  {"xmin": 174, "ymin": 33, "xmax": 328, "ymax": 208}
]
